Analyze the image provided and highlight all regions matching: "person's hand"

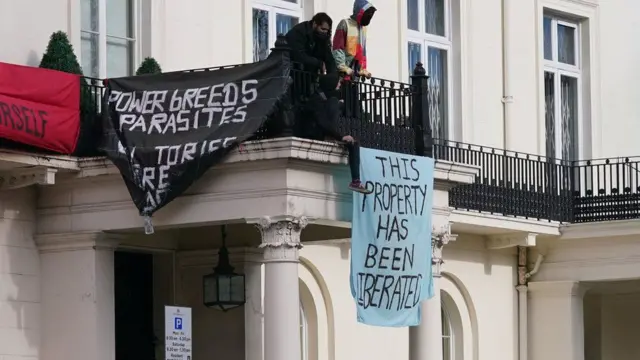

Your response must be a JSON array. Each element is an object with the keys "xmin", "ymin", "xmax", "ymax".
[
  {"xmin": 359, "ymin": 69, "xmax": 372, "ymax": 78},
  {"xmin": 344, "ymin": 68, "xmax": 354, "ymax": 76},
  {"xmin": 342, "ymin": 135, "xmax": 355, "ymax": 143}
]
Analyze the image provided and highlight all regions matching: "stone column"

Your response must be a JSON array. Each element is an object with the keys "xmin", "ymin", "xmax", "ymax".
[
  {"xmin": 254, "ymin": 216, "xmax": 308, "ymax": 360},
  {"xmin": 37, "ymin": 232, "xmax": 122, "ymax": 360},
  {"xmin": 409, "ymin": 225, "xmax": 456, "ymax": 360},
  {"xmin": 528, "ymin": 281, "xmax": 587, "ymax": 360},
  {"xmin": 244, "ymin": 250, "xmax": 264, "ymax": 360}
]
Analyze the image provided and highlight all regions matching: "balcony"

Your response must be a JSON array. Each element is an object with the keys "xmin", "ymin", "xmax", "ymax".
[
  {"xmin": 70, "ymin": 40, "xmax": 638, "ymax": 226},
  {"xmin": 435, "ymin": 140, "xmax": 640, "ymax": 223}
]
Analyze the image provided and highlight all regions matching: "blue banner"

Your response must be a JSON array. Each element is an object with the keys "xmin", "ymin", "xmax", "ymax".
[{"xmin": 350, "ymin": 148, "xmax": 435, "ymax": 327}]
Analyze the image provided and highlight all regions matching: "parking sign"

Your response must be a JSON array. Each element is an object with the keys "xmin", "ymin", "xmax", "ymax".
[{"xmin": 165, "ymin": 306, "xmax": 192, "ymax": 360}]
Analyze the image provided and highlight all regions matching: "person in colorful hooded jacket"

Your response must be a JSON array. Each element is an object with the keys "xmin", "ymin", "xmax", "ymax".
[
  {"xmin": 332, "ymin": 0, "xmax": 376, "ymax": 79},
  {"xmin": 332, "ymin": 0, "xmax": 376, "ymax": 118}
]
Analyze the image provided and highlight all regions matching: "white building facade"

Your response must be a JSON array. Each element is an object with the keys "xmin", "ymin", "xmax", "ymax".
[{"xmin": 0, "ymin": 1, "xmax": 640, "ymax": 360}]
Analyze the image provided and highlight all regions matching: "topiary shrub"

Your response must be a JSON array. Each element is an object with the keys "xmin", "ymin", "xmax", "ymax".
[
  {"xmin": 39, "ymin": 31, "xmax": 84, "ymax": 75},
  {"xmin": 136, "ymin": 57, "xmax": 162, "ymax": 75}
]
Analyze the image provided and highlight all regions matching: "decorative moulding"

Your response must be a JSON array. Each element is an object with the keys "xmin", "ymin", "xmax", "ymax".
[
  {"xmin": 35, "ymin": 231, "xmax": 126, "ymax": 253},
  {"xmin": 177, "ymin": 246, "xmax": 264, "ymax": 268},
  {"xmin": 0, "ymin": 168, "xmax": 56, "ymax": 190},
  {"xmin": 486, "ymin": 233, "xmax": 537, "ymax": 250}
]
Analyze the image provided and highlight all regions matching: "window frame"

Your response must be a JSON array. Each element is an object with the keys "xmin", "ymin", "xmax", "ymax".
[
  {"xmin": 542, "ymin": 14, "xmax": 582, "ymax": 160},
  {"xmin": 80, "ymin": 0, "xmax": 140, "ymax": 79},
  {"xmin": 252, "ymin": 0, "xmax": 303, "ymax": 61},
  {"xmin": 442, "ymin": 305, "xmax": 454, "ymax": 360},
  {"xmin": 300, "ymin": 302, "xmax": 308, "ymax": 360},
  {"xmin": 406, "ymin": 0, "xmax": 454, "ymax": 140}
]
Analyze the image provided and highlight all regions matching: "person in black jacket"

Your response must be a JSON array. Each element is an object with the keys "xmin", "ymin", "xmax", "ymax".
[
  {"xmin": 306, "ymin": 73, "xmax": 372, "ymax": 194},
  {"xmin": 285, "ymin": 13, "xmax": 337, "ymax": 77}
]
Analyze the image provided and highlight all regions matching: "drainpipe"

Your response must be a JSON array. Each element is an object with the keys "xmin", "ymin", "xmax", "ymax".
[
  {"xmin": 517, "ymin": 246, "xmax": 544, "ymax": 360},
  {"xmin": 501, "ymin": 0, "xmax": 514, "ymax": 148}
]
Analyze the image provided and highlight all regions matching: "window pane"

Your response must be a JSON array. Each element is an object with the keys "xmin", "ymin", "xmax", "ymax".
[
  {"xmin": 441, "ymin": 308, "xmax": 449, "ymax": 335},
  {"xmin": 557, "ymin": 24, "xmax": 576, "ymax": 65},
  {"xmin": 560, "ymin": 76, "xmax": 579, "ymax": 160},
  {"xmin": 107, "ymin": 36, "xmax": 133, "ymax": 78},
  {"xmin": 300, "ymin": 305, "xmax": 308, "ymax": 360},
  {"xmin": 107, "ymin": 0, "xmax": 133, "ymax": 38},
  {"xmin": 408, "ymin": 42, "xmax": 422, "ymax": 76},
  {"xmin": 276, "ymin": 14, "xmax": 298, "ymax": 37},
  {"xmin": 81, "ymin": 32, "xmax": 99, "ymax": 77},
  {"xmin": 424, "ymin": 0, "xmax": 445, "ymax": 36},
  {"xmin": 427, "ymin": 47, "xmax": 448, "ymax": 139},
  {"xmin": 81, "ymin": 0, "xmax": 99, "ymax": 32},
  {"xmin": 543, "ymin": 16, "xmax": 552, "ymax": 60},
  {"xmin": 408, "ymin": 0, "xmax": 419, "ymax": 31},
  {"xmin": 544, "ymin": 72, "xmax": 556, "ymax": 158},
  {"xmin": 442, "ymin": 308, "xmax": 451, "ymax": 360},
  {"xmin": 253, "ymin": 8, "xmax": 270, "ymax": 62},
  {"xmin": 443, "ymin": 336, "xmax": 451, "ymax": 360}
]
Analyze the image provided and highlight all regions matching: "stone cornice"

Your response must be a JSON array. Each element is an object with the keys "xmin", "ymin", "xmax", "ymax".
[
  {"xmin": 0, "ymin": 150, "xmax": 80, "ymax": 170},
  {"xmin": 560, "ymin": 219, "xmax": 640, "ymax": 240},
  {"xmin": 177, "ymin": 247, "xmax": 264, "ymax": 268},
  {"xmin": 0, "ymin": 167, "xmax": 57, "ymax": 190},
  {"xmin": 35, "ymin": 231, "xmax": 127, "ymax": 253},
  {"xmin": 75, "ymin": 138, "xmax": 350, "ymax": 179},
  {"xmin": 63, "ymin": 138, "xmax": 481, "ymax": 184},
  {"xmin": 486, "ymin": 233, "xmax": 537, "ymax": 250},
  {"xmin": 527, "ymin": 281, "xmax": 588, "ymax": 298},
  {"xmin": 433, "ymin": 160, "xmax": 479, "ymax": 190}
]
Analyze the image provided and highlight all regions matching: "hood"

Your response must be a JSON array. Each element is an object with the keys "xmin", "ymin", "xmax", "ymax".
[
  {"xmin": 351, "ymin": 0, "xmax": 376, "ymax": 25},
  {"xmin": 318, "ymin": 73, "xmax": 341, "ymax": 94}
]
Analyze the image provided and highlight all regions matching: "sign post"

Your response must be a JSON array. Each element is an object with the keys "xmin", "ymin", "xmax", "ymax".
[{"xmin": 165, "ymin": 306, "xmax": 192, "ymax": 360}]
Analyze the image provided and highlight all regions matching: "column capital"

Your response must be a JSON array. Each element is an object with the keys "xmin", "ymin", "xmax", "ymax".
[
  {"xmin": 528, "ymin": 281, "xmax": 588, "ymax": 298},
  {"xmin": 36, "ymin": 231, "xmax": 125, "ymax": 253},
  {"xmin": 432, "ymin": 223, "xmax": 456, "ymax": 277},
  {"xmin": 249, "ymin": 216, "xmax": 309, "ymax": 263}
]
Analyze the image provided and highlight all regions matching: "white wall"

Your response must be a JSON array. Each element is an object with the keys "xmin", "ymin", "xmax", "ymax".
[
  {"xmin": 177, "ymin": 257, "xmax": 245, "ymax": 360},
  {"xmin": 156, "ymin": 0, "xmax": 245, "ymax": 71},
  {"xmin": 298, "ymin": 234, "xmax": 517, "ymax": 360},
  {"xmin": 0, "ymin": 0, "xmax": 70, "ymax": 67},
  {"xmin": 597, "ymin": 1, "xmax": 640, "ymax": 158},
  {"xmin": 0, "ymin": 188, "xmax": 39, "ymax": 360},
  {"xmin": 585, "ymin": 292, "xmax": 640, "ymax": 360}
]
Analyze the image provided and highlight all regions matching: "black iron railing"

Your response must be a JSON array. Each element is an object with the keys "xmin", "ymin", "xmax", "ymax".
[
  {"xmin": 433, "ymin": 139, "xmax": 574, "ymax": 222},
  {"xmin": 434, "ymin": 139, "xmax": 640, "ymax": 223},
  {"xmin": 572, "ymin": 157, "xmax": 640, "ymax": 222},
  {"xmin": 249, "ymin": 36, "xmax": 426, "ymax": 156}
]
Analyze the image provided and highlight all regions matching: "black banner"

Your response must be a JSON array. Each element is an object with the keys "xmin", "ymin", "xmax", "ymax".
[{"xmin": 101, "ymin": 55, "xmax": 289, "ymax": 230}]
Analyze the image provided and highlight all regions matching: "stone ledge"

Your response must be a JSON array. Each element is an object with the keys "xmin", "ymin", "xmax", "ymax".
[{"xmin": 76, "ymin": 138, "xmax": 481, "ymax": 182}]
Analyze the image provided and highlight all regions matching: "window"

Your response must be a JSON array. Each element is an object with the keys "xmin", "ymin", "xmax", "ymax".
[
  {"xmin": 543, "ymin": 15, "xmax": 580, "ymax": 160},
  {"xmin": 300, "ymin": 303, "xmax": 308, "ymax": 360},
  {"xmin": 442, "ymin": 306, "xmax": 453, "ymax": 360},
  {"xmin": 407, "ymin": 0, "xmax": 451, "ymax": 140},
  {"xmin": 81, "ymin": 0, "xmax": 137, "ymax": 78},
  {"xmin": 253, "ymin": 0, "xmax": 303, "ymax": 62}
]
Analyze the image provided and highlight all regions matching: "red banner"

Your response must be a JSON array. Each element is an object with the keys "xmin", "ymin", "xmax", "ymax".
[{"xmin": 0, "ymin": 62, "xmax": 80, "ymax": 154}]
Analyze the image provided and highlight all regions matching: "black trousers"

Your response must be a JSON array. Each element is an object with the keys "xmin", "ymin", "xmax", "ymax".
[
  {"xmin": 323, "ymin": 97, "xmax": 361, "ymax": 181},
  {"xmin": 341, "ymin": 81, "xmax": 362, "ymax": 119},
  {"xmin": 345, "ymin": 141, "xmax": 361, "ymax": 182},
  {"xmin": 307, "ymin": 95, "xmax": 362, "ymax": 182}
]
